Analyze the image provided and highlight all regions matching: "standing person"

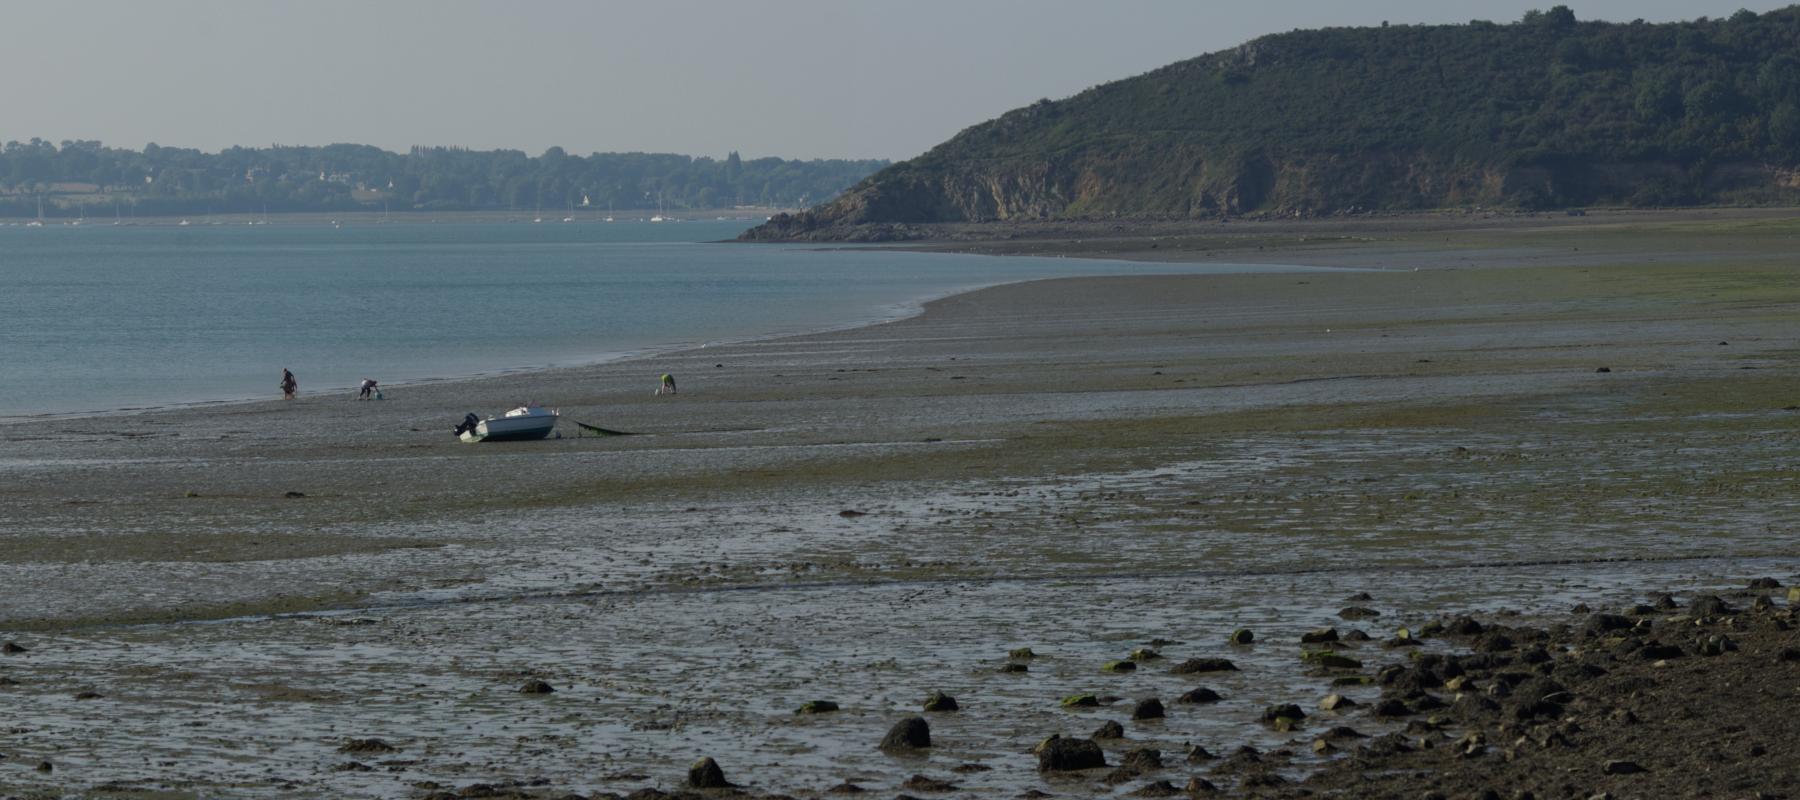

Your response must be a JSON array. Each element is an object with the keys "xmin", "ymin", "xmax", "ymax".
[
  {"xmin": 280, "ymin": 369, "xmax": 298, "ymax": 400},
  {"xmin": 358, "ymin": 378, "xmax": 378, "ymax": 400},
  {"xmin": 657, "ymin": 373, "xmax": 677, "ymax": 395}
]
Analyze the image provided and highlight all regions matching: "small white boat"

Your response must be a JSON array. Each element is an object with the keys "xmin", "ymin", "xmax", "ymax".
[{"xmin": 456, "ymin": 405, "xmax": 558, "ymax": 443}]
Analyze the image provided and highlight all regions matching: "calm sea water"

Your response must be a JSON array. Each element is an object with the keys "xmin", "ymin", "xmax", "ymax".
[{"xmin": 0, "ymin": 219, "xmax": 1291, "ymax": 419}]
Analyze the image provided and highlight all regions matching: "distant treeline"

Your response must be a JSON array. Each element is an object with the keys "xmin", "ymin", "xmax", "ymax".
[{"xmin": 0, "ymin": 140, "xmax": 888, "ymax": 217}]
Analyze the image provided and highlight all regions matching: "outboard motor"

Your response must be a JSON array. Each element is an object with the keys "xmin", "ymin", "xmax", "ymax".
[{"xmin": 454, "ymin": 412, "xmax": 480, "ymax": 437}]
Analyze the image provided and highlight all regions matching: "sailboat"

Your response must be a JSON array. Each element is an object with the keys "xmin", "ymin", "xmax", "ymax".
[
  {"xmin": 604, "ymin": 200, "xmax": 614, "ymax": 223},
  {"xmin": 25, "ymin": 196, "xmax": 44, "ymax": 227},
  {"xmin": 649, "ymin": 191, "xmax": 666, "ymax": 222}
]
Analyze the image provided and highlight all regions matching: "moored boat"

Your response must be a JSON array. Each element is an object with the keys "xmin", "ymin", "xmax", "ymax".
[{"xmin": 456, "ymin": 405, "xmax": 558, "ymax": 442}]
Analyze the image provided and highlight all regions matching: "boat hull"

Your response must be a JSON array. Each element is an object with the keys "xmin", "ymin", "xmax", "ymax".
[{"xmin": 460, "ymin": 414, "xmax": 556, "ymax": 443}]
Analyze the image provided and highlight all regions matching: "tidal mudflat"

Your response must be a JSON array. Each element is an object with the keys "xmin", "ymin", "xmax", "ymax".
[{"xmin": 2, "ymin": 212, "xmax": 1797, "ymax": 798}]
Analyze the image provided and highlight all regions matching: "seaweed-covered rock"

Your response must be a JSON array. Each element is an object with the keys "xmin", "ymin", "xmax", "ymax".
[
  {"xmin": 1093, "ymin": 720, "xmax": 1125, "ymax": 739},
  {"xmin": 1262, "ymin": 704, "xmax": 1307, "ymax": 726},
  {"xmin": 1339, "ymin": 607, "xmax": 1381, "ymax": 620},
  {"xmin": 1229, "ymin": 628, "xmax": 1255, "ymax": 645},
  {"xmin": 796, "ymin": 700, "xmax": 840, "ymax": 714},
  {"xmin": 1036, "ymin": 737, "xmax": 1106, "ymax": 772},
  {"xmin": 1103, "ymin": 660, "xmax": 1138, "ymax": 673},
  {"xmin": 1303, "ymin": 651, "xmax": 1363, "ymax": 670},
  {"xmin": 1061, "ymin": 693, "xmax": 1101, "ymax": 708},
  {"xmin": 1301, "ymin": 628, "xmax": 1340, "ymax": 644},
  {"xmin": 1170, "ymin": 658, "xmax": 1237, "ymax": 674},
  {"xmin": 922, "ymin": 691, "xmax": 958, "ymax": 712},
  {"xmin": 1128, "ymin": 648, "xmax": 1163, "ymax": 662},
  {"xmin": 880, "ymin": 717, "xmax": 931, "ymax": 750}
]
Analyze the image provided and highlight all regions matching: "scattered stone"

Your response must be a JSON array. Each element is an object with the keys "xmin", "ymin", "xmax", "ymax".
[
  {"xmin": 72, "ymin": 690, "xmax": 103, "ymax": 700},
  {"xmin": 1093, "ymin": 720, "xmax": 1125, "ymax": 739},
  {"xmin": 1061, "ymin": 694, "xmax": 1101, "ymax": 708},
  {"xmin": 837, "ymin": 509, "xmax": 867, "ymax": 517},
  {"xmin": 1170, "ymin": 658, "xmax": 1237, "ymax": 674},
  {"xmin": 1339, "ymin": 607, "xmax": 1381, "ymax": 620},
  {"xmin": 998, "ymin": 663, "xmax": 1030, "ymax": 674},
  {"xmin": 1262, "ymin": 704, "xmax": 1307, "ymax": 727},
  {"xmin": 1127, "ymin": 780, "xmax": 1184, "ymax": 798},
  {"xmin": 1595, "ymin": 367, "xmax": 1611, "ymax": 373},
  {"xmin": 1036, "ymin": 736, "xmax": 1106, "ymax": 772},
  {"xmin": 1446, "ymin": 616, "xmax": 1486, "ymax": 636},
  {"xmin": 1689, "ymin": 595, "xmax": 1734, "ymax": 617},
  {"xmin": 1474, "ymin": 632, "xmax": 1516, "ymax": 652},
  {"xmin": 1343, "ymin": 629, "xmax": 1373, "ymax": 642},
  {"xmin": 686, "ymin": 757, "xmax": 731, "ymax": 789},
  {"xmin": 36, "ymin": 761, "xmax": 52, "ymax": 773},
  {"xmin": 1346, "ymin": 592, "xmax": 1375, "ymax": 601},
  {"xmin": 1789, "ymin": 587, "xmax": 1800, "ymax": 604},
  {"xmin": 1008, "ymin": 647, "xmax": 1037, "ymax": 660},
  {"xmin": 1229, "ymin": 628, "xmax": 1255, "ymax": 645},
  {"xmin": 1602, "ymin": 760, "xmax": 1645, "ymax": 775},
  {"xmin": 880, "ymin": 717, "xmax": 931, "ymax": 750},
  {"xmin": 1331, "ymin": 675, "xmax": 1374, "ymax": 687},
  {"xmin": 1372, "ymin": 699, "xmax": 1413, "ymax": 717},
  {"xmin": 1, "ymin": 642, "xmax": 28, "ymax": 655},
  {"xmin": 1185, "ymin": 777, "xmax": 1218, "ymax": 794},
  {"xmin": 1176, "ymin": 687, "xmax": 1221, "ymax": 704},
  {"xmin": 951, "ymin": 763, "xmax": 993, "ymax": 773},
  {"xmin": 1119, "ymin": 747, "xmax": 1163, "ymax": 771},
  {"xmin": 1320, "ymin": 694, "xmax": 1358, "ymax": 711},
  {"xmin": 1639, "ymin": 643, "xmax": 1684, "ymax": 660},
  {"xmin": 1103, "ymin": 660, "xmax": 1138, "ymax": 673},
  {"xmin": 1301, "ymin": 627, "xmax": 1340, "ymax": 644},
  {"xmin": 922, "ymin": 691, "xmax": 958, "ymax": 712},
  {"xmin": 1747, "ymin": 577, "xmax": 1782, "ymax": 589},
  {"xmin": 1131, "ymin": 698, "xmax": 1165, "ymax": 720},
  {"xmin": 1185, "ymin": 743, "xmax": 1215, "ymax": 761},
  {"xmin": 1128, "ymin": 648, "xmax": 1163, "ymax": 662},
  {"xmin": 1652, "ymin": 593, "xmax": 1679, "ymax": 610},
  {"xmin": 825, "ymin": 781, "xmax": 866, "ymax": 794},
  {"xmin": 1303, "ymin": 651, "xmax": 1363, "ymax": 670},
  {"xmin": 338, "ymin": 738, "xmax": 398, "ymax": 754},
  {"xmin": 1322, "ymin": 725, "xmax": 1366, "ymax": 739},
  {"xmin": 795, "ymin": 695, "xmax": 835, "ymax": 717},
  {"xmin": 283, "ymin": 491, "xmax": 306, "ymax": 498},
  {"xmin": 900, "ymin": 774, "xmax": 956, "ymax": 792},
  {"xmin": 333, "ymin": 761, "xmax": 373, "ymax": 772},
  {"xmin": 516, "ymin": 679, "xmax": 555, "ymax": 694}
]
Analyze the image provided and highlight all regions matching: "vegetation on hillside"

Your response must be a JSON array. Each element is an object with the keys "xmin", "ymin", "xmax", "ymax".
[
  {"xmin": 747, "ymin": 6, "xmax": 1800, "ymax": 239},
  {"xmin": 0, "ymin": 141, "xmax": 886, "ymax": 217}
]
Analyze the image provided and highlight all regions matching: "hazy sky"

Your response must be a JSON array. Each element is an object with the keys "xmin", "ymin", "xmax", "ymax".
[{"xmin": 3, "ymin": 0, "xmax": 1791, "ymax": 161}]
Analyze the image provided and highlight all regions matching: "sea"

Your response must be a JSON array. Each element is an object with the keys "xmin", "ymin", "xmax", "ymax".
[{"xmin": 0, "ymin": 218, "xmax": 1292, "ymax": 420}]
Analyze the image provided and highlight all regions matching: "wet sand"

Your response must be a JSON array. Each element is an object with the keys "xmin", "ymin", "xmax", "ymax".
[{"xmin": 2, "ymin": 210, "xmax": 1798, "ymax": 797}]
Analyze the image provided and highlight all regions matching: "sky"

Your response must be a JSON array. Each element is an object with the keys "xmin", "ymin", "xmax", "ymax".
[{"xmin": 2, "ymin": 0, "xmax": 1792, "ymax": 162}]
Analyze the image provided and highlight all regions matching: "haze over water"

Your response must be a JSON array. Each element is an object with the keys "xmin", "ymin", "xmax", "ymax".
[{"xmin": 2, "ymin": 219, "xmax": 1298, "ymax": 420}]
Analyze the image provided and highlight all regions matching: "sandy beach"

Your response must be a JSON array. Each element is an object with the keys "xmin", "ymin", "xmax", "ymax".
[{"xmin": 2, "ymin": 209, "xmax": 1798, "ymax": 798}]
